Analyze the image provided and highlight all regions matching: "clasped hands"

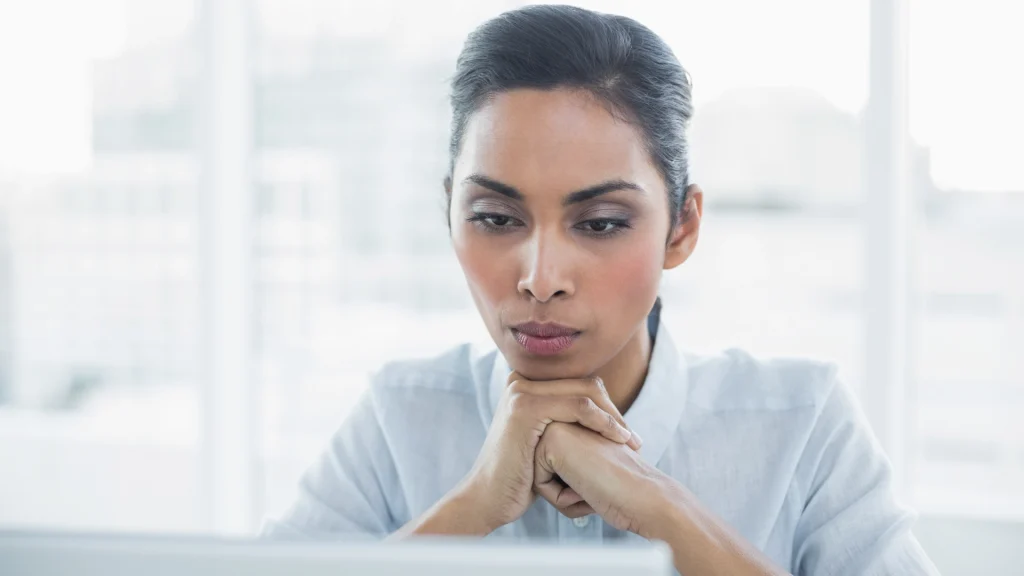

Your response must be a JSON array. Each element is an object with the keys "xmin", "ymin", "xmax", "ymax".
[
  {"xmin": 413, "ymin": 370, "xmax": 789, "ymax": 576},
  {"xmin": 459, "ymin": 371, "xmax": 684, "ymax": 540}
]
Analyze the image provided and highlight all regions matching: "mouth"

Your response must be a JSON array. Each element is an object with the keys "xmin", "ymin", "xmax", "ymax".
[{"xmin": 509, "ymin": 322, "xmax": 582, "ymax": 356}]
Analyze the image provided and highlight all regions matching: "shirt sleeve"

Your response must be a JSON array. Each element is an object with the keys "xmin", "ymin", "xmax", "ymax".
[
  {"xmin": 260, "ymin": 383, "xmax": 400, "ymax": 539},
  {"xmin": 792, "ymin": 377, "xmax": 941, "ymax": 576}
]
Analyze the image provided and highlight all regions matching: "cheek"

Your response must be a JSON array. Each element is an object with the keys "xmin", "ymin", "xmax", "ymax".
[
  {"xmin": 590, "ymin": 237, "xmax": 663, "ymax": 315},
  {"xmin": 452, "ymin": 230, "xmax": 515, "ymax": 308}
]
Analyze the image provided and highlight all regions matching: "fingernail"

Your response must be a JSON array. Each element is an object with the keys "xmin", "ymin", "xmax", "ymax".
[{"xmin": 631, "ymin": 431, "xmax": 643, "ymax": 447}]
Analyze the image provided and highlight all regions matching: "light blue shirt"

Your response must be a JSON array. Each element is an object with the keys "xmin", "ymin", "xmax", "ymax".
[{"xmin": 263, "ymin": 321, "xmax": 939, "ymax": 575}]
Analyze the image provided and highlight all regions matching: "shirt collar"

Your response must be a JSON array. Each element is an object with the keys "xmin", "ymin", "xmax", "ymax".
[{"xmin": 486, "ymin": 320, "xmax": 689, "ymax": 466}]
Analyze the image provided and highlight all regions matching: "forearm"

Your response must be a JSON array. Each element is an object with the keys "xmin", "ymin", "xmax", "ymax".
[
  {"xmin": 389, "ymin": 483, "xmax": 497, "ymax": 539},
  {"xmin": 646, "ymin": 483, "xmax": 790, "ymax": 576}
]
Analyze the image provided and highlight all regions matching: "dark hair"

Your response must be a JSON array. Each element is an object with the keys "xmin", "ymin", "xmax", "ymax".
[{"xmin": 446, "ymin": 4, "xmax": 694, "ymax": 227}]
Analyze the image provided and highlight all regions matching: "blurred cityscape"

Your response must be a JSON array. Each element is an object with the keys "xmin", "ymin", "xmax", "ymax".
[{"xmin": 0, "ymin": 15, "xmax": 1022, "ymax": 530}]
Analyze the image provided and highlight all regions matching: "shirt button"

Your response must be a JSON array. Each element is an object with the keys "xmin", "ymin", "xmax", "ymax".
[{"xmin": 572, "ymin": 515, "xmax": 591, "ymax": 528}]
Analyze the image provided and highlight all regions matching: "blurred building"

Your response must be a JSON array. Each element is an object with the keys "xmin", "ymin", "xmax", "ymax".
[
  {"xmin": 6, "ymin": 34, "xmax": 463, "ymax": 406},
  {"xmin": 247, "ymin": 36, "xmax": 464, "ymax": 308},
  {"xmin": 0, "ymin": 189, "xmax": 12, "ymax": 403},
  {"xmin": 690, "ymin": 86, "xmax": 937, "ymax": 211},
  {"xmin": 93, "ymin": 34, "xmax": 463, "ymax": 290},
  {"xmin": 5, "ymin": 156, "xmax": 199, "ymax": 407},
  {"xmin": 93, "ymin": 36, "xmax": 454, "ymax": 254}
]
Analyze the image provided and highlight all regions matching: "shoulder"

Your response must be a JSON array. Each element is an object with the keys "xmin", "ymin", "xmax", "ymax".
[
  {"xmin": 365, "ymin": 342, "xmax": 497, "ymax": 408},
  {"xmin": 683, "ymin": 348, "xmax": 840, "ymax": 413}
]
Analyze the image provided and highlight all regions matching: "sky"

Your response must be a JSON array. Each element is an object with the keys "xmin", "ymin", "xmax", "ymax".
[{"xmin": 0, "ymin": 0, "xmax": 1020, "ymax": 191}]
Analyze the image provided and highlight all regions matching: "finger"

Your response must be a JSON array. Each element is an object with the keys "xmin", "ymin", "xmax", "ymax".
[
  {"xmin": 586, "ymin": 378, "xmax": 642, "ymax": 451},
  {"xmin": 559, "ymin": 487, "xmax": 584, "ymax": 507},
  {"xmin": 510, "ymin": 377, "xmax": 642, "ymax": 450},
  {"xmin": 541, "ymin": 396, "xmax": 632, "ymax": 445},
  {"xmin": 533, "ymin": 434, "xmax": 597, "ymax": 520},
  {"xmin": 534, "ymin": 478, "xmax": 583, "ymax": 510},
  {"xmin": 533, "ymin": 464, "xmax": 595, "ymax": 518},
  {"xmin": 532, "ymin": 445, "xmax": 561, "ymax": 504},
  {"xmin": 560, "ymin": 501, "xmax": 596, "ymax": 519},
  {"xmin": 534, "ymin": 457, "xmax": 585, "ymax": 509},
  {"xmin": 510, "ymin": 393, "xmax": 631, "ymax": 444}
]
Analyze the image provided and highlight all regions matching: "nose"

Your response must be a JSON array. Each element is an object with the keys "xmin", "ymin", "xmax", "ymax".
[{"xmin": 517, "ymin": 228, "xmax": 575, "ymax": 303}]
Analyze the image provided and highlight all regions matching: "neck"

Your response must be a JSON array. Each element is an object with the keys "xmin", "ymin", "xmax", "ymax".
[{"xmin": 595, "ymin": 322, "xmax": 653, "ymax": 415}]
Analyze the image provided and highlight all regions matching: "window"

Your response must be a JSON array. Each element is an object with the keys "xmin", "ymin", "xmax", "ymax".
[
  {"xmin": 0, "ymin": 1, "xmax": 202, "ymax": 531},
  {"xmin": 908, "ymin": 0, "xmax": 1024, "ymax": 518},
  {"xmin": 2, "ymin": 0, "xmax": 1020, "ymax": 544}
]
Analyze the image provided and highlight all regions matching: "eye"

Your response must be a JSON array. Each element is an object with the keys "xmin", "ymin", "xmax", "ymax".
[
  {"xmin": 575, "ymin": 218, "xmax": 631, "ymax": 237},
  {"xmin": 585, "ymin": 220, "xmax": 615, "ymax": 233},
  {"xmin": 466, "ymin": 212, "xmax": 524, "ymax": 233},
  {"xmin": 484, "ymin": 215, "xmax": 512, "ymax": 227}
]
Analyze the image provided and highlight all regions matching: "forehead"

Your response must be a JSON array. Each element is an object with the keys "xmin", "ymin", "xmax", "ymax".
[{"xmin": 454, "ymin": 88, "xmax": 665, "ymax": 198}]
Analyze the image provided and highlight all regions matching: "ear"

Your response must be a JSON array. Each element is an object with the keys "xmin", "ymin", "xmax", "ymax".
[{"xmin": 663, "ymin": 184, "xmax": 703, "ymax": 270}]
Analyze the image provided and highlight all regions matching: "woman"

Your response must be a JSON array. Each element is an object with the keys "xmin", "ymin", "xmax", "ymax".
[{"xmin": 264, "ymin": 5, "xmax": 939, "ymax": 575}]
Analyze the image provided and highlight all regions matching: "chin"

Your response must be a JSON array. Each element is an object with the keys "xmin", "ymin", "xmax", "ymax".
[{"xmin": 502, "ymin": 347, "xmax": 597, "ymax": 382}]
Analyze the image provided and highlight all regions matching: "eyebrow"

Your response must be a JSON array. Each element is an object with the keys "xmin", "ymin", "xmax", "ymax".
[{"xmin": 463, "ymin": 174, "xmax": 645, "ymax": 206}]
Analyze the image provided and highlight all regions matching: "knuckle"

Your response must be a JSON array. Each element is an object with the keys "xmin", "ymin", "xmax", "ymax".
[
  {"xmin": 507, "ymin": 379, "xmax": 525, "ymax": 394},
  {"xmin": 545, "ymin": 421, "xmax": 570, "ymax": 440},
  {"xmin": 507, "ymin": 392, "xmax": 532, "ymax": 413},
  {"xmin": 573, "ymin": 396, "xmax": 595, "ymax": 414},
  {"xmin": 605, "ymin": 411, "xmax": 618, "ymax": 431}
]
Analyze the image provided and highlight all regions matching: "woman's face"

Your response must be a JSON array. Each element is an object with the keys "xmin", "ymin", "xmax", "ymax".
[{"xmin": 449, "ymin": 88, "xmax": 700, "ymax": 380}]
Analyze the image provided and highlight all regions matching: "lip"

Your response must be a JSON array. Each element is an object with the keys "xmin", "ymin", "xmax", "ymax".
[{"xmin": 510, "ymin": 322, "xmax": 581, "ymax": 356}]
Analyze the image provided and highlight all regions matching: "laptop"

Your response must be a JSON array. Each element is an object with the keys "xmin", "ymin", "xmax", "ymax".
[{"xmin": 0, "ymin": 530, "xmax": 673, "ymax": 576}]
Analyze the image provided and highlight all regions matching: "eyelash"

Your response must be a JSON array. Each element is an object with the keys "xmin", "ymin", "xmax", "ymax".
[
  {"xmin": 574, "ymin": 218, "xmax": 632, "ymax": 238},
  {"xmin": 466, "ymin": 213, "xmax": 632, "ymax": 238},
  {"xmin": 465, "ymin": 213, "xmax": 524, "ymax": 233}
]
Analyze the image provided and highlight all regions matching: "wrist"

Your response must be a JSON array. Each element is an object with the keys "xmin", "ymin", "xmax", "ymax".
[
  {"xmin": 640, "ymin": 480, "xmax": 789, "ymax": 576},
  {"xmin": 393, "ymin": 476, "xmax": 498, "ymax": 538},
  {"xmin": 638, "ymin": 472, "xmax": 695, "ymax": 542},
  {"xmin": 446, "ymin": 476, "xmax": 503, "ymax": 535}
]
